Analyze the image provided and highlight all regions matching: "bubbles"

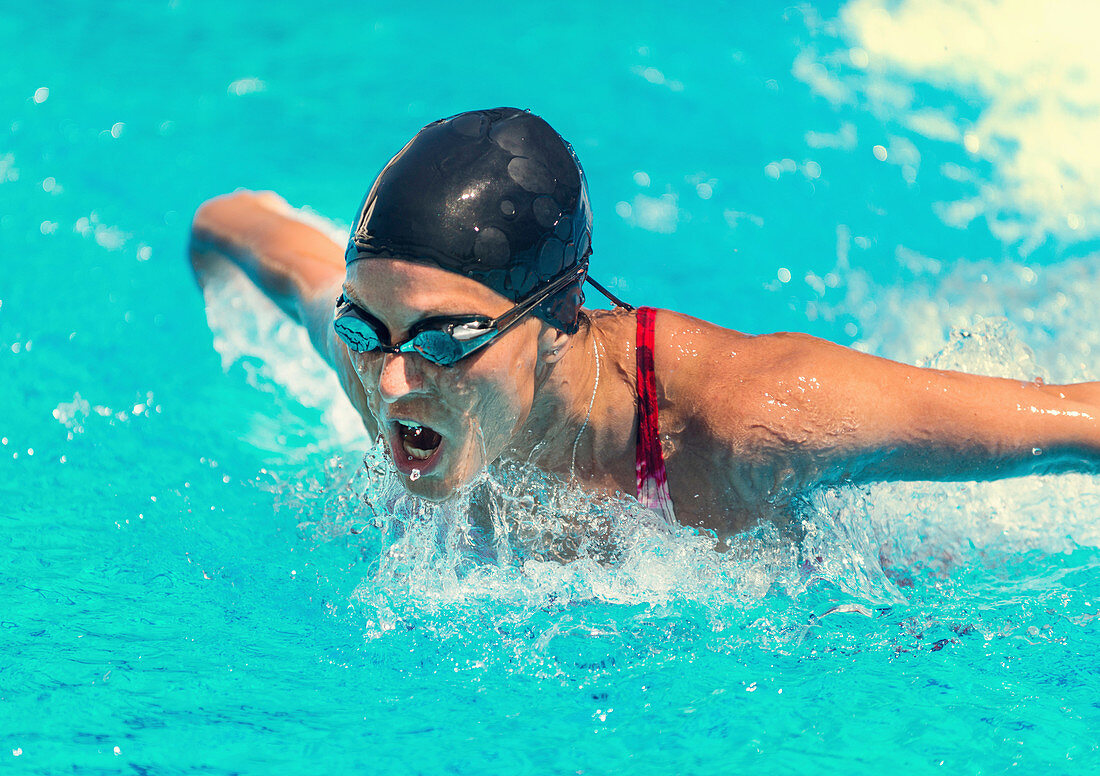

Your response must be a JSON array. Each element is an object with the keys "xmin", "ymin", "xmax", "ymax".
[
  {"xmin": 227, "ymin": 77, "xmax": 266, "ymax": 96},
  {"xmin": 621, "ymin": 193, "xmax": 679, "ymax": 234},
  {"xmin": 409, "ymin": 468, "xmax": 421, "ymax": 481},
  {"xmin": 0, "ymin": 153, "xmax": 19, "ymax": 184},
  {"xmin": 631, "ymin": 65, "xmax": 684, "ymax": 92}
]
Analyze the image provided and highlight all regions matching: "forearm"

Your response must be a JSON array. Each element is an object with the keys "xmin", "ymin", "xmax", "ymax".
[
  {"xmin": 744, "ymin": 334, "xmax": 1100, "ymax": 487},
  {"xmin": 849, "ymin": 373, "xmax": 1100, "ymax": 483},
  {"xmin": 1040, "ymin": 381, "xmax": 1100, "ymax": 406},
  {"xmin": 189, "ymin": 191, "xmax": 345, "ymax": 324}
]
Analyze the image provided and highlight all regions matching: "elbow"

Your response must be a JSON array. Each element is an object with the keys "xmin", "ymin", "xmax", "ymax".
[
  {"xmin": 191, "ymin": 191, "xmax": 247, "ymax": 239},
  {"xmin": 189, "ymin": 193, "xmax": 247, "ymax": 286},
  {"xmin": 189, "ymin": 195, "xmax": 230, "ymax": 259},
  {"xmin": 188, "ymin": 190, "xmax": 265, "ymax": 275}
]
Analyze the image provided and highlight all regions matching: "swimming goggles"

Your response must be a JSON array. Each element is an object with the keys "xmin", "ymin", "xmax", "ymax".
[{"xmin": 334, "ymin": 264, "xmax": 590, "ymax": 367}]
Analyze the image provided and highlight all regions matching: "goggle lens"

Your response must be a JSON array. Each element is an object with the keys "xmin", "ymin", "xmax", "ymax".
[
  {"xmin": 334, "ymin": 315, "xmax": 383, "ymax": 353},
  {"xmin": 334, "ymin": 306, "xmax": 476, "ymax": 366},
  {"xmin": 410, "ymin": 330, "xmax": 465, "ymax": 365},
  {"xmin": 332, "ymin": 262, "xmax": 586, "ymax": 367}
]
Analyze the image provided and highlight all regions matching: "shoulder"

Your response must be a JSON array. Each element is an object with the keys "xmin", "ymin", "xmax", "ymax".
[
  {"xmin": 653, "ymin": 314, "xmax": 853, "ymax": 395},
  {"xmin": 649, "ymin": 312, "xmax": 849, "ymax": 453}
]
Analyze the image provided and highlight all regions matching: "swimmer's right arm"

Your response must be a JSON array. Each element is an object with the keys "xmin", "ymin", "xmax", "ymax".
[
  {"xmin": 189, "ymin": 190, "xmax": 343, "ymax": 329},
  {"xmin": 189, "ymin": 191, "xmax": 375, "ymax": 427}
]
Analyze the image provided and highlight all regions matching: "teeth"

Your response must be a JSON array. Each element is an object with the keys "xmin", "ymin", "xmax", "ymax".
[
  {"xmin": 402, "ymin": 440, "xmax": 434, "ymax": 460},
  {"xmin": 395, "ymin": 420, "xmax": 442, "ymax": 461}
]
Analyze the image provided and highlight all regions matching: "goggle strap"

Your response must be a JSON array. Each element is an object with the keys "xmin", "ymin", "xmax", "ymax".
[
  {"xmin": 585, "ymin": 276, "xmax": 634, "ymax": 311},
  {"xmin": 492, "ymin": 264, "xmax": 586, "ymax": 334}
]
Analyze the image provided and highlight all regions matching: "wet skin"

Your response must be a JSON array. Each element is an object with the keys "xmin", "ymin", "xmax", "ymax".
[
  {"xmin": 190, "ymin": 191, "xmax": 1100, "ymax": 535},
  {"xmin": 339, "ymin": 259, "xmax": 552, "ymax": 501}
]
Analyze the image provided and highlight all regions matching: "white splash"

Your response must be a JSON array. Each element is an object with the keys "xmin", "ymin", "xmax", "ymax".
[
  {"xmin": 801, "ymin": 0, "xmax": 1100, "ymax": 250},
  {"xmin": 197, "ymin": 206, "xmax": 366, "ymax": 451}
]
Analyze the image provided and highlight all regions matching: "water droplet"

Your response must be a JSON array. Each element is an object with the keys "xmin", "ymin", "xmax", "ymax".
[
  {"xmin": 1032, "ymin": 447, "xmax": 1043, "ymax": 456},
  {"xmin": 410, "ymin": 468, "xmax": 421, "ymax": 481}
]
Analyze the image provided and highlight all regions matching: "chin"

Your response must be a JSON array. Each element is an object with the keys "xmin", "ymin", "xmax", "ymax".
[
  {"xmin": 398, "ymin": 474, "xmax": 455, "ymax": 502},
  {"xmin": 392, "ymin": 453, "xmax": 487, "ymax": 502},
  {"xmin": 382, "ymin": 419, "xmax": 500, "ymax": 501}
]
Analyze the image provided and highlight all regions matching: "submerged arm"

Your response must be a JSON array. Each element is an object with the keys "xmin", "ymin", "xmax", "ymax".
[
  {"xmin": 736, "ymin": 333, "xmax": 1100, "ymax": 487},
  {"xmin": 188, "ymin": 190, "xmax": 373, "ymax": 426}
]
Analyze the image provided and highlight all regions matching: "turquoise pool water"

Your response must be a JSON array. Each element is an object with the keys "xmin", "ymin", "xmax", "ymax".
[{"xmin": 4, "ymin": 0, "xmax": 1100, "ymax": 772}]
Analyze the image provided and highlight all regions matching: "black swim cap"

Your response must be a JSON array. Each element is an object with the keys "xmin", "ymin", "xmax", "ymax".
[{"xmin": 345, "ymin": 108, "xmax": 595, "ymax": 333}]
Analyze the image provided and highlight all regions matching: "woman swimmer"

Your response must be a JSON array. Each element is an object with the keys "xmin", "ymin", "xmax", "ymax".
[{"xmin": 189, "ymin": 107, "xmax": 1100, "ymax": 533}]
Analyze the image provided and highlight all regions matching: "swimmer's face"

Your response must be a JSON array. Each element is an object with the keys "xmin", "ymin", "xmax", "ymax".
[{"xmin": 342, "ymin": 259, "xmax": 545, "ymax": 500}]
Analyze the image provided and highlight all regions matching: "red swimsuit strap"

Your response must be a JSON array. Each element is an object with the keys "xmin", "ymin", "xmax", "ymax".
[{"xmin": 635, "ymin": 306, "xmax": 669, "ymax": 503}]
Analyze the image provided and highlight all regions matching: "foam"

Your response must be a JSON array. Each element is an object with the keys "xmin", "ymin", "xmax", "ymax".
[{"xmin": 801, "ymin": 0, "xmax": 1100, "ymax": 249}]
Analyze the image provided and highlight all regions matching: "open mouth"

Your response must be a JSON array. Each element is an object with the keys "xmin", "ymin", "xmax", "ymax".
[
  {"xmin": 398, "ymin": 421, "xmax": 442, "ymax": 460},
  {"xmin": 390, "ymin": 420, "xmax": 445, "ymax": 476}
]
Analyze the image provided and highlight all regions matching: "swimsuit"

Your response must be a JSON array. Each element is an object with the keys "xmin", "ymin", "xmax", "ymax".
[{"xmin": 635, "ymin": 307, "xmax": 677, "ymax": 523}]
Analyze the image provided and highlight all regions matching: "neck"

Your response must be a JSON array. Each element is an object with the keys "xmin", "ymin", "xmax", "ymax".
[{"xmin": 502, "ymin": 320, "xmax": 605, "ymax": 479}]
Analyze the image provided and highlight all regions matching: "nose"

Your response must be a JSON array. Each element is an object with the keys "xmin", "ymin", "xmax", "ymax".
[{"xmin": 375, "ymin": 351, "xmax": 423, "ymax": 403}]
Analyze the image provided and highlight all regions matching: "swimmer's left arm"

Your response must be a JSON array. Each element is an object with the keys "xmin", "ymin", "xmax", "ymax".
[{"xmin": 736, "ymin": 333, "xmax": 1100, "ymax": 486}]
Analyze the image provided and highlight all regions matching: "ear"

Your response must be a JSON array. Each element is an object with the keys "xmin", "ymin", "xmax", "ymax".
[{"xmin": 537, "ymin": 323, "xmax": 571, "ymax": 365}]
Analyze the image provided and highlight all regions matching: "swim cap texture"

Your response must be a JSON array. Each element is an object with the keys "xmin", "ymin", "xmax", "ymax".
[{"xmin": 346, "ymin": 108, "xmax": 592, "ymax": 333}]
